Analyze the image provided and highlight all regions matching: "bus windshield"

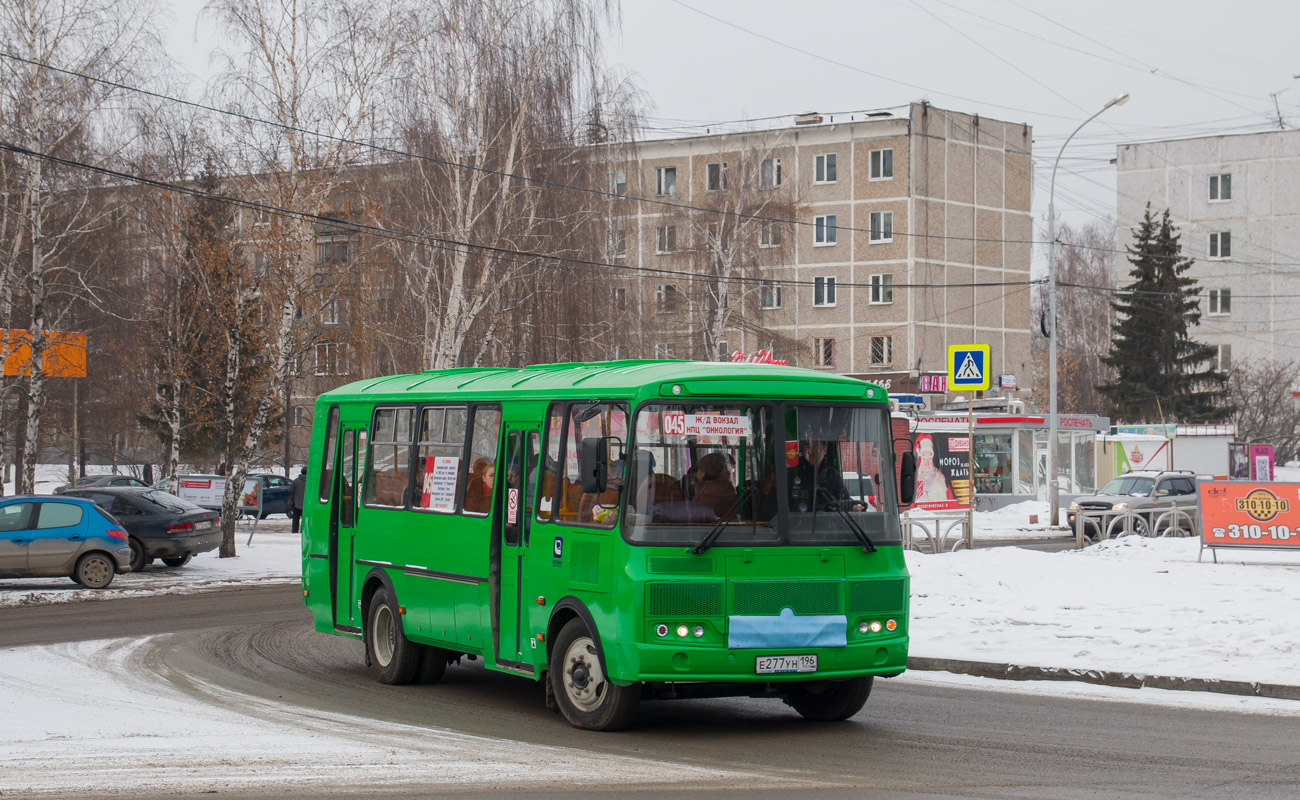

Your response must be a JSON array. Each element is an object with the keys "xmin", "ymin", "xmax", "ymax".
[{"xmin": 624, "ymin": 402, "xmax": 899, "ymax": 547}]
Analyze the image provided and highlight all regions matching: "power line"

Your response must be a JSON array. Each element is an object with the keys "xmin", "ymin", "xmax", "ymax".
[{"xmin": 0, "ymin": 139, "xmax": 1042, "ymax": 294}]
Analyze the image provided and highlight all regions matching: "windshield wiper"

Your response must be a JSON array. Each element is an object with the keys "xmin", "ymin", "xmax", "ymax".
[
  {"xmin": 689, "ymin": 486, "xmax": 751, "ymax": 555},
  {"xmin": 816, "ymin": 487, "xmax": 877, "ymax": 553}
]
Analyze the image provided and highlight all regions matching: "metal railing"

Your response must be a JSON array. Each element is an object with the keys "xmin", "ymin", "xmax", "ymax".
[
  {"xmin": 903, "ymin": 510, "xmax": 972, "ymax": 553},
  {"xmin": 1071, "ymin": 506, "xmax": 1199, "ymax": 549}
]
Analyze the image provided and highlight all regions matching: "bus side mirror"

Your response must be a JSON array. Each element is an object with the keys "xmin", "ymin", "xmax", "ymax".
[
  {"xmin": 580, "ymin": 437, "xmax": 608, "ymax": 494},
  {"xmin": 898, "ymin": 451, "xmax": 917, "ymax": 506}
]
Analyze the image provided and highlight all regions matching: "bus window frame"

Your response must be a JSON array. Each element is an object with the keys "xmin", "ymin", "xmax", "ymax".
[
  {"xmin": 534, "ymin": 399, "xmax": 629, "ymax": 530},
  {"xmin": 318, "ymin": 405, "xmax": 340, "ymax": 503},
  {"xmin": 362, "ymin": 404, "xmax": 417, "ymax": 510}
]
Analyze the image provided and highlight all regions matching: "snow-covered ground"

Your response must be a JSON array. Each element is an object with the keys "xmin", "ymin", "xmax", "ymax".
[
  {"xmin": 0, "ymin": 637, "xmax": 764, "ymax": 797},
  {"xmin": 907, "ymin": 536, "xmax": 1300, "ymax": 686},
  {"xmin": 0, "ymin": 524, "xmax": 300, "ymax": 608}
]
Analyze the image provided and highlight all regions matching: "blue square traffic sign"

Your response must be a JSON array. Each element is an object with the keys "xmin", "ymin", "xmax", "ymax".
[{"xmin": 948, "ymin": 344, "xmax": 990, "ymax": 390}]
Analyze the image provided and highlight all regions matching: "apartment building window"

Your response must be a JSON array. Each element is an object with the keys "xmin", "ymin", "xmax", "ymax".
[
  {"xmin": 1208, "ymin": 288, "xmax": 1231, "ymax": 315},
  {"xmin": 253, "ymin": 206, "xmax": 270, "ymax": 226},
  {"xmin": 706, "ymin": 162, "xmax": 728, "ymax": 192},
  {"xmin": 869, "ymin": 148, "xmax": 894, "ymax": 180},
  {"xmin": 869, "ymin": 211, "xmax": 893, "ymax": 243},
  {"xmin": 316, "ymin": 238, "xmax": 348, "ymax": 265},
  {"xmin": 813, "ymin": 276, "xmax": 837, "ymax": 307},
  {"xmin": 814, "ymin": 214, "xmax": 837, "ymax": 246},
  {"xmin": 655, "ymin": 284, "xmax": 680, "ymax": 313},
  {"xmin": 870, "ymin": 273, "xmax": 894, "ymax": 304},
  {"xmin": 655, "ymin": 166, "xmax": 677, "ymax": 196},
  {"xmin": 655, "ymin": 342, "xmax": 676, "ymax": 358},
  {"xmin": 656, "ymin": 225, "xmax": 677, "ymax": 253},
  {"xmin": 608, "ymin": 228, "xmax": 627, "ymax": 259},
  {"xmin": 814, "ymin": 338, "xmax": 835, "ymax": 367},
  {"xmin": 1209, "ymin": 231, "xmax": 1231, "ymax": 259},
  {"xmin": 1215, "ymin": 344, "xmax": 1232, "ymax": 372},
  {"xmin": 705, "ymin": 222, "xmax": 720, "ymax": 248},
  {"xmin": 321, "ymin": 298, "xmax": 341, "ymax": 325},
  {"xmin": 315, "ymin": 342, "xmax": 348, "ymax": 376},
  {"xmin": 760, "ymin": 157, "xmax": 782, "ymax": 189},
  {"xmin": 612, "ymin": 286, "xmax": 627, "ymax": 311},
  {"xmin": 759, "ymin": 221, "xmax": 782, "ymax": 248},
  {"xmin": 814, "ymin": 153, "xmax": 837, "ymax": 184},
  {"xmin": 760, "ymin": 280, "xmax": 783, "ymax": 309},
  {"xmin": 253, "ymin": 251, "xmax": 267, "ymax": 277},
  {"xmin": 1209, "ymin": 173, "xmax": 1231, "ymax": 202},
  {"xmin": 612, "ymin": 169, "xmax": 627, "ymax": 195},
  {"xmin": 870, "ymin": 336, "xmax": 893, "ymax": 366}
]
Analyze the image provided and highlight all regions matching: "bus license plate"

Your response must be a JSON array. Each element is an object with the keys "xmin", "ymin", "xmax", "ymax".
[{"xmin": 756, "ymin": 654, "xmax": 817, "ymax": 674}]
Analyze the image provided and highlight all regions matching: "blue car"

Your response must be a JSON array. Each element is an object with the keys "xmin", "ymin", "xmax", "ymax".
[{"xmin": 0, "ymin": 495, "xmax": 133, "ymax": 589}]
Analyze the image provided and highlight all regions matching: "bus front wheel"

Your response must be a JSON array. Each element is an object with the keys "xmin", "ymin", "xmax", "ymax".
[
  {"xmin": 549, "ymin": 619, "xmax": 639, "ymax": 731},
  {"xmin": 784, "ymin": 677, "xmax": 873, "ymax": 721},
  {"xmin": 366, "ymin": 587, "xmax": 420, "ymax": 685}
]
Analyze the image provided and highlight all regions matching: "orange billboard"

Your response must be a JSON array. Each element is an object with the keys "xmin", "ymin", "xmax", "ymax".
[
  {"xmin": 2, "ymin": 329, "xmax": 87, "ymax": 378},
  {"xmin": 1198, "ymin": 481, "xmax": 1300, "ymax": 550}
]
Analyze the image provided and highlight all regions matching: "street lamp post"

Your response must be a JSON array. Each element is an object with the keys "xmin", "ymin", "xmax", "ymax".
[{"xmin": 1048, "ymin": 92, "xmax": 1130, "ymax": 527}]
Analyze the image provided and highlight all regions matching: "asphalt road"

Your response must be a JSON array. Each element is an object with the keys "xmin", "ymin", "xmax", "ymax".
[{"xmin": 3, "ymin": 585, "xmax": 1297, "ymax": 799}]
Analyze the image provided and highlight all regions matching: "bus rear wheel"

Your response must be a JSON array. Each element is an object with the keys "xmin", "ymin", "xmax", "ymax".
[
  {"xmin": 366, "ymin": 587, "xmax": 420, "ymax": 685},
  {"xmin": 784, "ymin": 677, "xmax": 873, "ymax": 721},
  {"xmin": 549, "ymin": 619, "xmax": 639, "ymax": 731}
]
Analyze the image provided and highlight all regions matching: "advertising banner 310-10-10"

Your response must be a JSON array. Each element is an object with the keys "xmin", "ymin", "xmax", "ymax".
[{"xmin": 1199, "ymin": 481, "xmax": 1300, "ymax": 549}]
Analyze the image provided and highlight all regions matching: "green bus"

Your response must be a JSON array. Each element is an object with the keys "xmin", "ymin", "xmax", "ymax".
[{"xmin": 302, "ymin": 360, "xmax": 916, "ymax": 730}]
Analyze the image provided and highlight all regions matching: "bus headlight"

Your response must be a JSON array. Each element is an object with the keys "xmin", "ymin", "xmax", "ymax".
[
  {"xmin": 858, "ymin": 621, "xmax": 870, "ymax": 634},
  {"xmin": 869, "ymin": 620, "xmax": 883, "ymax": 633},
  {"xmin": 693, "ymin": 625, "xmax": 704, "ymax": 638},
  {"xmin": 656, "ymin": 624, "xmax": 668, "ymax": 638},
  {"xmin": 676, "ymin": 625, "xmax": 689, "ymax": 638}
]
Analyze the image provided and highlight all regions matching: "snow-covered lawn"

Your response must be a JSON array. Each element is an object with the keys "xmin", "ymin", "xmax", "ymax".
[
  {"xmin": 0, "ymin": 525, "xmax": 300, "ymax": 608},
  {"xmin": 908, "ymin": 536, "xmax": 1300, "ymax": 686}
]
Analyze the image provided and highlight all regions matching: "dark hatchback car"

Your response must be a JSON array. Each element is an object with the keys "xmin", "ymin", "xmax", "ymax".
[
  {"xmin": 248, "ymin": 473, "xmax": 294, "ymax": 518},
  {"xmin": 54, "ymin": 474, "xmax": 149, "ymax": 494},
  {"xmin": 61, "ymin": 487, "xmax": 221, "ymax": 572}
]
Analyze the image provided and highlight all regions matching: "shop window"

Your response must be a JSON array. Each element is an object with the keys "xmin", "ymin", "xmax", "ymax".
[{"xmin": 974, "ymin": 434, "xmax": 1012, "ymax": 494}]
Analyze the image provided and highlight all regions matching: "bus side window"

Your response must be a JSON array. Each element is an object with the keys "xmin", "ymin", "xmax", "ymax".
[
  {"xmin": 365, "ymin": 407, "xmax": 414, "ymax": 508},
  {"xmin": 525, "ymin": 431, "xmax": 540, "ymax": 541},
  {"xmin": 571, "ymin": 403, "xmax": 627, "ymax": 528},
  {"xmin": 318, "ymin": 406, "xmax": 340, "ymax": 503},
  {"xmin": 463, "ymin": 407, "xmax": 502, "ymax": 516},
  {"xmin": 413, "ymin": 406, "xmax": 467, "ymax": 513},
  {"xmin": 536, "ymin": 404, "xmax": 564, "ymax": 521}
]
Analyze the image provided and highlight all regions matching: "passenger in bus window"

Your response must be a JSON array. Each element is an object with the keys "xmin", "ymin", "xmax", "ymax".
[
  {"xmin": 465, "ymin": 458, "xmax": 495, "ymax": 514},
  {"xmin": 692, "ymin": 452, "xmax": 738, "ymax": 520}
]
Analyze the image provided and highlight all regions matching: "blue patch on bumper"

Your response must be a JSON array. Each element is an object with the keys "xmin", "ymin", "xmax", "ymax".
[{"xmin": 727, "ymin": 607, "xmax": 848, "ymax": 649}]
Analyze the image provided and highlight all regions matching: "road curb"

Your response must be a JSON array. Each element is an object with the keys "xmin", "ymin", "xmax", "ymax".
[{"xmin": 906, "ymin": 656, "xmax": 1300, "ymax": 701}]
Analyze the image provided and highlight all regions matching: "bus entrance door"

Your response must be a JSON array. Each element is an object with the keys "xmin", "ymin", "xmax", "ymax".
[
  {"xmin": 495, "ymin": 428, "xmax": 535, "ymax": 667},
  {"xmin": 333, "ymin": 427, "xmax": 364, "ymax": 630}
]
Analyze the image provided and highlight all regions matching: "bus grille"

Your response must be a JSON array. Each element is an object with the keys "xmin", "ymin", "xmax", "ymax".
[
  {"xmin": 731, "ymin": 581, "xmax": 840, "ymax": 616},
  {"xmin": 847, "ymin": 579, "xmax": 908, "ymax": 614},
  {"xmin": 646, "ymin": 581, "xmax": 725, "ymax": 617}
]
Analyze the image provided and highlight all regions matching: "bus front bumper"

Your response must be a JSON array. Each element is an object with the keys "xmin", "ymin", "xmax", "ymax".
[{"xmin": 608, "ymin": 637, "xmax": 909, "ymax": 684}]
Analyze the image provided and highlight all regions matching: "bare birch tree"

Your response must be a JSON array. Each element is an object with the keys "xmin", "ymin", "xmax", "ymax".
[
  {"xmin": 0, "ymin": 0, "xmax": 163, "ymax": 493},
  {"xmin": 382, "ymin": 0, "xmax": 625, "ymax": 370},
  {"xmin": 205, "ymin": 0, "xmax": 400, "ymax": 549}
]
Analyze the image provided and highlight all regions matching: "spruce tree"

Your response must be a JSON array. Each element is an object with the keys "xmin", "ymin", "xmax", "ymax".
[{"xmin": 1098, "ymin": 205, "xmax": 1232, "ymax": 423}]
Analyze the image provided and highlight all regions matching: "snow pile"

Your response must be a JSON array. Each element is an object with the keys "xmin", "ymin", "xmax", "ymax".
[
  {"xmin": 1275, "ymin": 465, "xmax": 1300, "ymax": 482},
  {"xmin": 0, "ymin": 528, "xmax": 301, "ymax": 608},
  {"xmin": 907, "ymin": 536, "xmax": 1300, "ymax": 685},
  {"xmin": 0, "ymin": 637, "xmax": 760, "ymax": 796}
]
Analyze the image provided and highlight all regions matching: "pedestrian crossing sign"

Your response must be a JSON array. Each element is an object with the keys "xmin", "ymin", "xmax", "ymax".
[{"xmin": 947, "ymin": 344, "xmax": 990, "ymax": 390}]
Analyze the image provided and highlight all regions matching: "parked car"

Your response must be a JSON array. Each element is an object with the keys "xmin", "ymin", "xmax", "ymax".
[
  {"xmin": 1068, "ymin": 470, "xmax": 1200, "ymax": 538},
  {"xmin": 53, "ymin": 474, "xmax": 149, "ymax": 494},
  {"xmin": 0, "ymin": 495, "xmax": 132, "ymax": 589},
  {"xmin": 247, "ymin": 473, "xmax": 294, "ymax": 518},
  {"xmin": 60, "ymin": 487, "xmax": 221, "ymax": 573}
]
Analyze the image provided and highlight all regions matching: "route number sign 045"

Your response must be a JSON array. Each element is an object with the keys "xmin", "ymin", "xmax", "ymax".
[{"xmin": 1198, "ymin": 481, "xmax": 1300, "ymax": 549}]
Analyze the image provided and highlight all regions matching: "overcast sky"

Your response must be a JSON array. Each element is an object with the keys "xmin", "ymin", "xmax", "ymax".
[{"xmin": 162, "ymin": 0, "xmax": 1298, "ymax": 263}]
